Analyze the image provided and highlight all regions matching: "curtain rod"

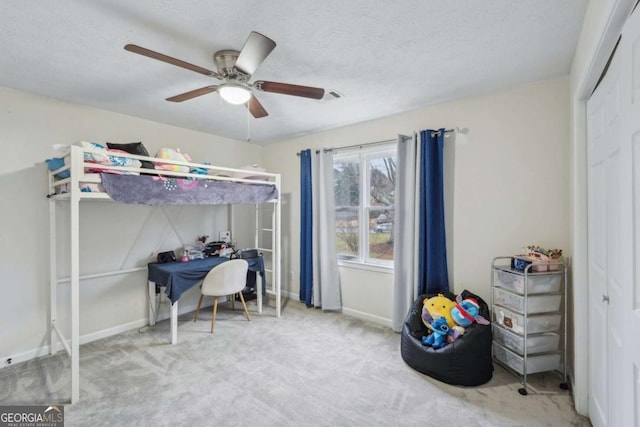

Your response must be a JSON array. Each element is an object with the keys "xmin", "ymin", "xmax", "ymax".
[
  {"xmin": 295, "ymin": 128, "xmax": 460, "ymax": 156},
  {"xmin": 296, "ymin": 138, "xmax": 395, "ymax": 156},
  {"xmin": 324, "ymin": 138, "xmax": 397, "ymax": 153}
]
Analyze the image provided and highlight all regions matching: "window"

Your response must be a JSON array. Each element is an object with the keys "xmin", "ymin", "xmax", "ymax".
[{"xmin": 334, "ymin": 144, "xmax": 396, "ymax": 266}]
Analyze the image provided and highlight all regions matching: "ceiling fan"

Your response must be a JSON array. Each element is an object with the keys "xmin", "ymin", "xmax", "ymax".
[{"xmin": 124, "ymin": 31, "xmax": 325, "ymax": 118}]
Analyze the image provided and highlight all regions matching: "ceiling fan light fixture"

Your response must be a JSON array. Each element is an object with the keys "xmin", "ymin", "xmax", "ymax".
[
  {"xmin": 125, "ymin": 32, "xmax": 325, "ymax": 118},
  {"xmin": 218, "ymin": 83, "xmax": 252, "ymax": 105}
]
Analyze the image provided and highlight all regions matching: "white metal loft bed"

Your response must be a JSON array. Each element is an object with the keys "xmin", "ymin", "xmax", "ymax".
[{"xmin": 46, "ymin": 144, "xmax": 281, "ymax": 403}]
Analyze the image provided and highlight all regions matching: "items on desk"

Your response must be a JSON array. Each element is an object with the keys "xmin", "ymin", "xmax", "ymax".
[
  {"xmin": 148, "ymin": 255, "xmax": 266, "ymax": 304},
  {"xmin": 235, "ymin": 248, "xmax": 260, "ymax": 259},
  {"xmin": 204, "ymin": 241, "xmax": 226, "ymax": 257},
  {"xmin": 183, "ymin": 242, "xmax": 206, "ymax": 261},
  {"xmin": 158, "ymin": 239, "xmax": 246, "ymax": 264},
  {"xmin": 157, "ymin": 250, "xmax": 176, "ymax": 264},
  {"xmin": 219, "ymin": 245, "xmax": 235, "ymax": 258}
]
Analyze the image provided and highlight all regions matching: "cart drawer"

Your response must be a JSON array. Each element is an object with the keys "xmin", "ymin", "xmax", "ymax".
[
  {"xmin": 493, "ymin": 306, "xmax": 562, "ymax": 334},
  {"xmin": 494, "ymin": 287, "xmax": 562, "ymax": 314},
  {"xmin": 494, "ymin": 269, "xmax": 561, "ymax": 294},
  {"xmin": 493, "ymin": 343, "xmax": 561, "ymax": 375},
  {"xmin": 492, "ymin": 325, "xmax": 560, "ymax": 355}
]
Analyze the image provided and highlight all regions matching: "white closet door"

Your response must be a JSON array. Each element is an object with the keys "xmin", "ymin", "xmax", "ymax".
[
  {"xmin": 586, "ymin": 50, "xmax": 619, "ymax": 427},
  {"xmin": 623, "ymin": 6, "xmax": 640, "ymax": 425},
  {"xmin": 587, "ymin": 7, "xmax": 639, "ymax": 427}
]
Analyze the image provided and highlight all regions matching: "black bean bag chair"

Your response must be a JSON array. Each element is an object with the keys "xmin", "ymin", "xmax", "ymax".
[{"xmin": 401, "ymin": 289, "xmax": 493, "ymax": 386}]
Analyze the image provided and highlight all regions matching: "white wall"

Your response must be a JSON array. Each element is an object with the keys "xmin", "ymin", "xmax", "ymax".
[
  {"xmin": 263, "ymin": 76, "xmax": 570, "ymax": 325},
  {"xmin": 0, "ymin": 77, "xmax": 572, "ymax": 369},
  {"xmin": 0, "ymin": 87, "xmax": 262, "ymax": 363}
]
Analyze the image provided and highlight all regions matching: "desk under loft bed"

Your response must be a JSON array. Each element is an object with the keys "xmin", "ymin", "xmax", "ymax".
[{"xmin": 46, "ymin": 144, "xmax": 281, "ymax": 403}]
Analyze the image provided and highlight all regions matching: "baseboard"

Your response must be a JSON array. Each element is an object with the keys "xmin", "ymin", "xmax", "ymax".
[
  {"xmin": 0, "ymin": 318, "xmax": 147, "ymax": 370},
  {"xmin": 274, "ymin": 290, "xmax": 393, "ymax": 328},
  {"xmin": 341, "ymin": 307, "xmax": 392, "ymax": 328},
  {"xmin": 81, "ymin": 318, "xmax": 148, "ymax": 344},
  {"xmin": 279, "ymin": 289, "xmax": 298, "ymax": 301},
  {"xmin": 0, "ymin": 345, "xmax": 52, "ymax": 369},
  {"xmin": 0, "ymin": 300, "xmax": 212, "ymax": 371}
]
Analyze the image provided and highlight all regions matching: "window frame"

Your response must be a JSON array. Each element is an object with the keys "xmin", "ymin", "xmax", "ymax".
[{"xmin": 334, "ymin": 143, "xmax": 396, "ymax": 270}]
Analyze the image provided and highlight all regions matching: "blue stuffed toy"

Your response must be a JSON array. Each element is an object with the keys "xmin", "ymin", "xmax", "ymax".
[
  {"xmin": 450, "ymin": 296, "xmax": 490, "ymax": 328},
  {"xmin": 421, "ymin": 317, "xmax": 450, "ymax": 349}
]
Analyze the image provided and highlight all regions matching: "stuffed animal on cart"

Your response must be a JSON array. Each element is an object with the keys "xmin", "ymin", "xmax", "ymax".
[
  {"xmin": 421, "ymin": 293, "xmax": 457, "ymax": 329},
  {"xmin": 421, "ymin": 316, "xmax": 451, "ymax": 349}
]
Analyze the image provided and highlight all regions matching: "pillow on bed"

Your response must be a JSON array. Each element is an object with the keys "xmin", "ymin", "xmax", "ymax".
[
  {"xmin": 81, "ymin": 141, "xmax": 106, "ymax": 162},
  {"xmin": 80, "ymin": 141, "xmax": 142, "ymax": 173},
  {"xmin": 106, "ymin": 142, "xmax": 154, "ymax": 170},
  {"xmin": 155, "ymin": 147, "xmax": 191, "ymax": 173},
  {"xmin": 45, "ymin": 157, "xmax": 71, "ymax": 178},
  {"xmin": 232, "ymin": 164, "xmax": 268, "ymax": 181}
]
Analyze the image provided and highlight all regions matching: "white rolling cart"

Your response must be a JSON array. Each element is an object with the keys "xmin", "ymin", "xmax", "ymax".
[{"xmin": 490, "ymin": 256, "xmax": 569, "ymax": 395}]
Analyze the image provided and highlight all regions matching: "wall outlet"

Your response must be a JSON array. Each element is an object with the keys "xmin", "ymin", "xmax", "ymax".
[{"xmin": 219, "ymin": 230, "xmax": 231, "ymax": 243}]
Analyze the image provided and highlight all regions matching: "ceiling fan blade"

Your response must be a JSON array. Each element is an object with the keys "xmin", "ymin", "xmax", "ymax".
[
  {"xmin": 166, "ymin": 86, "xmax": 218, "ymax": 102},
  {"xmin": 234, "ymin": 32, "xmax": 276, "ymax": 76},
  {"xmin": 125, "ymin": 44, "xmax": 216, "ymax": 77},
  {"xmin": 254, "ymin": 80, "xmax": 325, "ymax": 99},
  {"xmin": 245, "ymin": 95, "xmax": 268, "ymax": 118}
]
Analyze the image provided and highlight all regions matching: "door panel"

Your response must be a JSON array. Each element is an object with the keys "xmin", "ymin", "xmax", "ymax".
[
  {"xmin": 587, "ymin": 26, "xmax": 623, "ymax": 427},
  {"xmin": 606, "ymin": 146, "xmax": 623, "ymax": 427},
  {"xmin": 632, "ymin": 131, "xmax": 640, "ymax": 427},
  {"xmin": 587, "ymin": 85, "xmax": 611, "ymax": 427},
  {"xmin": 627, "ymin": 11, "xmax": 640, "ymax": 427},
  {"xmin": 588, "ymin": 7, "xmax": 640, "ymax": 427},
  {"xmin": 623, "ymin": 8, "xmax": 640, "ymax": 427}
]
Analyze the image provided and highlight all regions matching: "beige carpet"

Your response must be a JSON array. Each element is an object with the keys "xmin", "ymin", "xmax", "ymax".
[{"xmin": 0, "ymin": 299, "xmax": 591, "ymax": 426}]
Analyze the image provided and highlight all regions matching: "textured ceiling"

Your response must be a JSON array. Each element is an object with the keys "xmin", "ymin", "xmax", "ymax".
[{"xmin": 0, "ymin": 0, "xmax": 588, "ymax": 144}]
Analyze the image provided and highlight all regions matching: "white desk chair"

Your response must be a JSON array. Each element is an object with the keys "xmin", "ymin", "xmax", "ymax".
[{"xmin": 193, "ymin": 259, "xmax": 251, "ymax": 333}]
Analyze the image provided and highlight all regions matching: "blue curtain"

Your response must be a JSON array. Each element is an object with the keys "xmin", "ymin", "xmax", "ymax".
[
  {"xmin": 299, "ymin": 149, "xmax": 313, "ymax": 306},
  {"xmin": 418, "ymin": 129, "xmax": 449, "ymax": 294}
]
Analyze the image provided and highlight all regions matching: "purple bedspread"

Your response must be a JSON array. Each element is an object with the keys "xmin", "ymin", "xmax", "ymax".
[{"xmin": 101, "ymin": 174, "xmax": 278, "ymax": 205}]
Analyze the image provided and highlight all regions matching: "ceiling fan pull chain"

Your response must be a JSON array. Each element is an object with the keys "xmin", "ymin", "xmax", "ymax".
[{"xmin": 246, "ymin": 104, "xmax": 252, "ymax": 142}]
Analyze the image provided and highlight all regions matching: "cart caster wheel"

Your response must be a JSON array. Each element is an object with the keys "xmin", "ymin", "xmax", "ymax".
[
  {"xmin": 518, "ymin": 388, "xmax": 528, "ymax": 396},
  {"xmin": 559, "ymin": 382, "xmax": 569, "ymax": 390}
]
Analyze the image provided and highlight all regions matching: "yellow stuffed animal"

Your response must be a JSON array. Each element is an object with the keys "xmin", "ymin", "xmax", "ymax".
[{"xmin": 421, "ymin": 293, "xmax": 456, "ymax": 328}]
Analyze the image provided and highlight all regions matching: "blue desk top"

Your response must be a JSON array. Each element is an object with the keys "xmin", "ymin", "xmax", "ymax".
[{"xmin": 148, "ymin": 256, "xmax": 265, "ymax": 303}]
